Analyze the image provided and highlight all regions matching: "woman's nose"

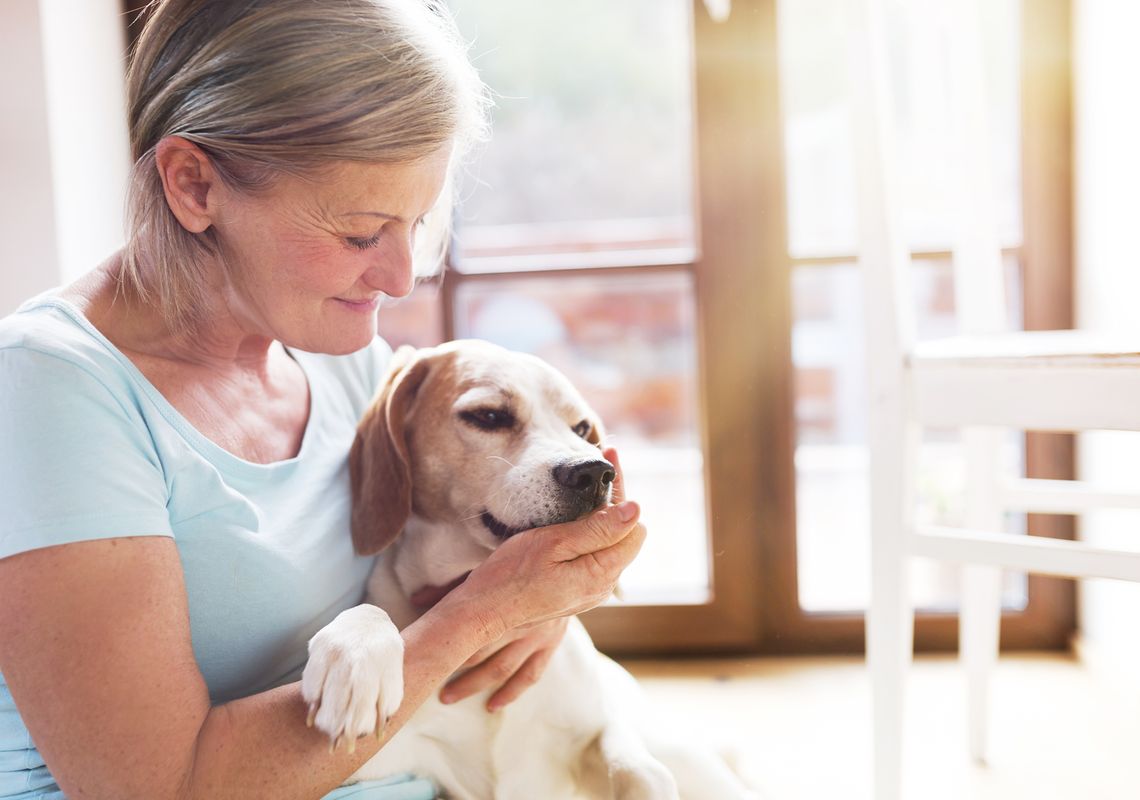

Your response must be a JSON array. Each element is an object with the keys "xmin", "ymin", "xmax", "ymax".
[{"xmin": 362, "ymin": 231, "xmax": 415, "ymax": 298}]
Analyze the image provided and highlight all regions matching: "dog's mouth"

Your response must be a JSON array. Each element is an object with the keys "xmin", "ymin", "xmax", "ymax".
[
  {"xmin": 480, "ymin": 510, "xmax": 529, "ymax": 540},
  {"xmin": 480, "ymin": 499, "xmax": 605, "ymax": 541}
]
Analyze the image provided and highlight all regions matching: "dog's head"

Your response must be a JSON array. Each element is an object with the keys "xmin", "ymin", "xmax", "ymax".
[{"xmin": 349, "ymin": 340, "xmax": 613, "ymax": 556}]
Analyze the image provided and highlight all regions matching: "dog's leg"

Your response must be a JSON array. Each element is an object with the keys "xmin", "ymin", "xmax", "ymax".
[
  {"xmin": 644, "ymin": 743, "xmax": 762, "ymax": 800},
  {"xmin": 592, "ymin": 656, "xmax": 760, "ymax": 800},
  {"xmin": 301, "ymin": 604, "xmax": 405, "ymax": 750},
  {"xmin": 577, "ymin": 721, "xmax": 680, "ymax": 800}
]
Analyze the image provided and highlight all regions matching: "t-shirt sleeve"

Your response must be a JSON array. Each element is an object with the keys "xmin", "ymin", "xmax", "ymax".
[{"xmin": 0, "ymin": 347, "xmax": 174, "ymax": 560}]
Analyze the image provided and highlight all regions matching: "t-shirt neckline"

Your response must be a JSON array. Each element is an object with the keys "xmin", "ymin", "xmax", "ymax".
[{"xmin": 28, "ymin": 296, "xmax": 323, "ymax": 479}]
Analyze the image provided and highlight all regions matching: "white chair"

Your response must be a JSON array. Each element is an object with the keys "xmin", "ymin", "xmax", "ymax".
[{"xmin": 851, "ymin": 0, "xmax": 1140, "ymax": 798}]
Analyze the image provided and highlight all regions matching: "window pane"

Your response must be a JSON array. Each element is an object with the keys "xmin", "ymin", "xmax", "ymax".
[
  {"xmin": 777, "ymin": 0, "xmax": 1022, "ymax": 257},
  {"xmin": 793, "ymin": 260, "xmax": 1028, "ymax": 613},
  {"xmin": 453, "ymin": 271, "xmax": 708, "ymax": 603},
  {"xmin": 449, "ymin": 0, "xmax": 695, "ymax": 268}
]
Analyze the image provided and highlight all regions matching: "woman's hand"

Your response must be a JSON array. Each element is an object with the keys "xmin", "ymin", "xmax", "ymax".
[
  {"xmin": 438, "ymin": 616, "xmax": 569, "ymax": 711},
  {"xmin": 436, "ymin": 447, "xmax": 645, "ymax": 682}
]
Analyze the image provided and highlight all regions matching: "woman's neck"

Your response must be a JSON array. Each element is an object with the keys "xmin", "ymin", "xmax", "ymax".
[{"xmin": 66, "ymin": 253, "xmax": 278, "ymax": 373}]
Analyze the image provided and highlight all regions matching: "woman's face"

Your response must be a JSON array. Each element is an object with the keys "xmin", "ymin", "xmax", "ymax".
[{"xmin": 209, "ymin": 148, "xmax": 450, "ymax": 355}]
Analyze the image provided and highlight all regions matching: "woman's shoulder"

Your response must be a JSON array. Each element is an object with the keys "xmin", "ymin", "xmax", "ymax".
[
  {"xmin": 1, "ymin": 294, "xmax": 114, "ymax": 365},
  {"xmin": 0, "ymin": 293, "xmax": 143, "ymax": 405}
]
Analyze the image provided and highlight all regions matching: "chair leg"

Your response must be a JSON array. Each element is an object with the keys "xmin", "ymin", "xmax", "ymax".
[
  {"xmin": 960, "ymin": 564, "xmax": 1002, "ymax": 764},
  {"xmin": 868, "ymin": 540, "xmax": 914, "ymax": 800},
  {"xmin": 959, "ymin": 427, "xmax": 1006, "ymax": 764}
]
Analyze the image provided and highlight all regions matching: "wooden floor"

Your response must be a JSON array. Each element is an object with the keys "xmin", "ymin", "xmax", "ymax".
[{"xmin": 621, "ymin": 652, "xmax": 1140, "ymax": 800}]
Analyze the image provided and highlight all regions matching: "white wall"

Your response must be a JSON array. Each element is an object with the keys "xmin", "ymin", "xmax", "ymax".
[
  {"xmin": 1, "ymin": 0, "xmax": 61, "ymax": 314},
  {"xmin": 0, "ymin": 0, "xmax": 130, "ymax": 315},
  {"xmin": 1073, "ymin": 0, "xmax": 1140, "ymax": 670}
]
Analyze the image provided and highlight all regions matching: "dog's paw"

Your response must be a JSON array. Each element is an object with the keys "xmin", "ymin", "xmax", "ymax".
[{"xmin": 301, "ymin": 604, "xmax": 404, "ymax": 752}]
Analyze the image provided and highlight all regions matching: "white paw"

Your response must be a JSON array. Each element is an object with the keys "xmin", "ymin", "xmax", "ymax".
[{"xmin": 301, "ymin": 604, "xmax": 404, "ymax": 752}]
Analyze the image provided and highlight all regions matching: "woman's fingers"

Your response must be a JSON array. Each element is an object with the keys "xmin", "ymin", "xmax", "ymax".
[
  {"xmin": 550, "ymin": 501, "xmax": 640, "ymax": 563},
  {"xmin": 439, "ymin": 637, "xmax": 531, "ymax": 704},
  {"xmin": 439, "ymin": 617, "xmax": 568, "ymax": 709},
  {"xmin": 586, "ymin": 520, "xmax": 647, "ymax": 578},
  {"xmin": 451, "ymin": 491, "xmax": 646, "ymax": 632},
  {"xmin": 486, "ymin": 648, "xmax": 554, "ymax": 711},
  {"xmin": 603, "ymin": 446, "xmax": 626, "ymax": 504}
]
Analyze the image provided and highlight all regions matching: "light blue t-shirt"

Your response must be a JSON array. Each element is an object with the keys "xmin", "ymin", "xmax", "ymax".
[{"xmin": 0, "ymin": 297, "xmax": 434, "ymax": 800}]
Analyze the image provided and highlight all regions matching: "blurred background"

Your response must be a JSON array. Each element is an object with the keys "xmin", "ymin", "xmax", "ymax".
[{"xmin": 3, "ymin": 0, "xmax": 1140, "ymax": 795}]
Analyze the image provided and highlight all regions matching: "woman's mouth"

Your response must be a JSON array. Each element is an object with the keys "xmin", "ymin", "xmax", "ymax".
[{"xmin": 335, "ymin": 296, "xmax": 380, "ymax": 313}]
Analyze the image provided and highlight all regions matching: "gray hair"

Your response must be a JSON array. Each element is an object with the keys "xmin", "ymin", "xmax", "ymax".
[{"xmin": 123, "ymin": 0, "xmax": 490, "ymax": 330}]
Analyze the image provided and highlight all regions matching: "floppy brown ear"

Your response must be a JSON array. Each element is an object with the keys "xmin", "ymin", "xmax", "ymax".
[{"xmin": 349, "ymin": 346, "xmax": 431, "ymax": 555}]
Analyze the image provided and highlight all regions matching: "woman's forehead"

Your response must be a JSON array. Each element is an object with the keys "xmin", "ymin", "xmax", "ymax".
[{"xmin": 300, "ymin": 151, "xmax": 451, "ymax": 218}]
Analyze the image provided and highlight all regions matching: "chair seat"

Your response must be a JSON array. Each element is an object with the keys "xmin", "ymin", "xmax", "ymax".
[
  {"xmin": 913, "ymin": 328, "xmax": 1140, "ymax": 367},
  {"xmin": 910, "ymin": 329, "xmax": 1140, "ymax": 430}
]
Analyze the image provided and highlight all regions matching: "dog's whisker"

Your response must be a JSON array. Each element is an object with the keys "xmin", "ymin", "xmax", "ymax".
[
  {"xmin": 502, "ymin": 489, "xmax": 523, "ymax": 520},
  {"xmin": 485, "ymin": 454, "xmax": 518, "ymax": 469},
  {"xmin": 459, "ymin": 481, "xmax": 514, "ymax": 521}
]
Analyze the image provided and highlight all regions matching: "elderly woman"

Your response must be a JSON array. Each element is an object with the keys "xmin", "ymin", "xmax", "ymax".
[{"xmin": 0, "ymin": 1, "xmax": 646, "ymax": 799}]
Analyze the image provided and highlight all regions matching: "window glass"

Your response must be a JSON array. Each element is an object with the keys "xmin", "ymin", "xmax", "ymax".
[
  {"xmin": 777, "ymin": 0, "xmax": 1022, "ymax": 257},
  {"xmin": 376, "ymin": 281, "xmax": 446, "ymax": 350},
  {"xmin": 793, "ymin": 259, "xmax": 1028, "ymax": 612},
  {"xmin": 449, "ymin": 0, "xmax": 695, "ymax": 268}
]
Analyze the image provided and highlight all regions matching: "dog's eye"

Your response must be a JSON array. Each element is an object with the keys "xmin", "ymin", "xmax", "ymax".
[
  {"xmin": 460, "ymin": 408, "xmax": 516, "ymax": 431},
  {"xmin": 572, "ymin": 420, "xmax": 592, "ymax": 440}
]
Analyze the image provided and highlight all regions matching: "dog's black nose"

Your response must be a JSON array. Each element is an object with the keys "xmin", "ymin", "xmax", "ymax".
[{"xmin": 552, "ymin": 458, "xmax": 615, "ymax": 500}]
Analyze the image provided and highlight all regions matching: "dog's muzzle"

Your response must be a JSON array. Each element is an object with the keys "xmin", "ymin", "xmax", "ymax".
[{"xmin": 552, "ymin": 457, "xmax": 615, "ymax": 516}]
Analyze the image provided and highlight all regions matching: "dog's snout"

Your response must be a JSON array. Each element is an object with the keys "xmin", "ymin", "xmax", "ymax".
[{"xmin": 552, "ymin": 459, "xmax": 615, "ymax": 499}]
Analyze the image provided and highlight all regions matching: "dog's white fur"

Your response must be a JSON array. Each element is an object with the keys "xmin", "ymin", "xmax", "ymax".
[{"xmin": 302, "ymin": 340, "xmax": 756, "ymax": 799}]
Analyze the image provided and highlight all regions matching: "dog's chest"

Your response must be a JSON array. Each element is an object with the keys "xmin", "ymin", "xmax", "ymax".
[{"xmin": 350, "ymin": 620, "xmax": 612, "ymax": 798}]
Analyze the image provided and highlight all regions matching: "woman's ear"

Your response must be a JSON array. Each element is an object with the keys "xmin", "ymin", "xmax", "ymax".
[
  {"xmin": 349, "ymin": 346, "xmax": 430, "ymax": 555},
  {"xmin": 154, "ymin": 136, "xmax": 219, "ymax": 234}
]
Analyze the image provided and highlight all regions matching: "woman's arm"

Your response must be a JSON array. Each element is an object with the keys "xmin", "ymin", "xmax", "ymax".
[
  {"xmin": 0, "ymin": 498, "xmax": 644, "ymax": 799},
  {"xmin": 0, "ymin": 536, "xmax": 495, "ymax": 800}
]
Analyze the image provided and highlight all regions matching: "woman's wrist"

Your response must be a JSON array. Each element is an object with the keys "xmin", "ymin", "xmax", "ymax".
[{"xmin": 410, "ymin": 587, "xmax": 509, "ymax": 664}]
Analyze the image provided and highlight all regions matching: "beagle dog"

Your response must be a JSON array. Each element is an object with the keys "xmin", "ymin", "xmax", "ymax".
[{"xmin": 302, "ymin": 340, "xmax": 757, "ymax": 799}]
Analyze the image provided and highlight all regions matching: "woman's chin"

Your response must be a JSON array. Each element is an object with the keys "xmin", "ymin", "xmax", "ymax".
[{"xmin": 288, "ymin": 316, "xmax": 378, "ymax": 355}]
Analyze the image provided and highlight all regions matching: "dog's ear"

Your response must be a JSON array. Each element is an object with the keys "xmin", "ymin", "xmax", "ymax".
[{"xmin": 349, "ymin": 345, "xmax": 431, "ymax": 555}]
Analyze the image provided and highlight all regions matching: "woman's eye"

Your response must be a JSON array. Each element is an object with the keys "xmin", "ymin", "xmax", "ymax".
[
  {"xmin": 346, "ymin": 231, "xmax": 382, "ymax": 251},
  {"xmin": 460, "ymin": 408, "xmax": 516, "ymax": 431},
  {"xmin": 572, "ymin": 420, "xmax": 592, "ymax": 439}
]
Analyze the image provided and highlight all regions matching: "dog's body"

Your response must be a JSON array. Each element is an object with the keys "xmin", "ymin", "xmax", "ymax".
[{"xmin": 302, "ymin": 341, "xmax": 756, "ymax": 799}]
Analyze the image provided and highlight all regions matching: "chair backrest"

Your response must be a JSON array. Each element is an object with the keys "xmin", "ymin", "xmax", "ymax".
[
  {"xmin": 850, "ymin": 0, "xmax": 915, "ymax": 372},
  {"xmin": 851, "ymin": 0, "xmax": 1009, "ymax": 353},
  {"xmin": 942, "ymin": 0, "xmax": 1008, "ymax": 336}
]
